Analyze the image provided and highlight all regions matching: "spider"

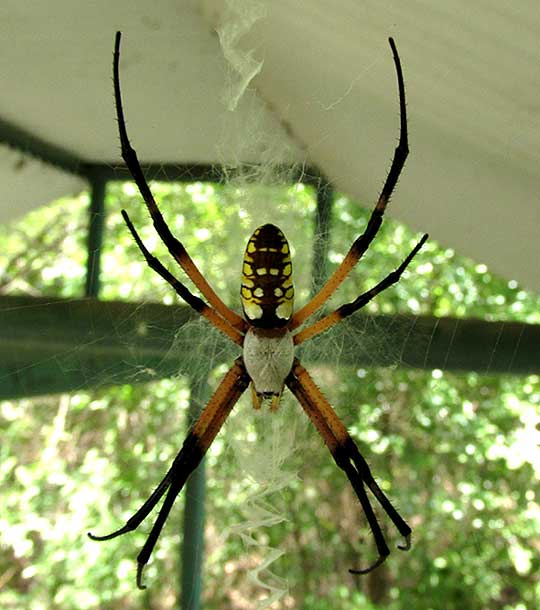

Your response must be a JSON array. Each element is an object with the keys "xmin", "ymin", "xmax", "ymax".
[{"xmin": 89, "ymin": 32, "xmax": 428, "ymax": 589}]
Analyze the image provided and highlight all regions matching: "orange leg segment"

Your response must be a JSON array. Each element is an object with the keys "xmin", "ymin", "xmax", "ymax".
[
  {"xmin": 289, "ymin": 37, "xmax": 409, "ymax": 332},
  {"xmin": 286, "ymin": 359, "xmax": 411, "ymax": 573},
  {"xmin": 122, "ymin": 210, "xmax": 244, "ymax": 345},
  {"xmin": 294, "ymin": 233, "xmax": 428, "ymax": 345},
  {"xmin": 114, "ymin": 32, "xmax": 247, "ymax": 333},
  {"xmin": 89, "ymin": 357, "xmax": 250, "ymax": 588}
]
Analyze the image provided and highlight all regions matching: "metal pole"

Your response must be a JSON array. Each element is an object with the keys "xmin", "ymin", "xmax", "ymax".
[
  {"xmin": 85, "ymin": 175, "xmax": 106, "ymax": 297},
  {"xmin": 180, "ymin": 373, "xmax": 210, "ymax": 610},
  {"xmin": 311, "ymin": 177, "xmax": 334, "ymax": 294}
]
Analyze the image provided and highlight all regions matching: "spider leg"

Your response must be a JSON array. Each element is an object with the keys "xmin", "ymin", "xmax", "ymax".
[
  {"xmin": 294, "ymin": 233, "xmax": 428, "ymax": 344},
  {"xmin": 88, "ymin": 437, "xmax": 194, "ymax": 541},
  {"xmin": 286, "ymin": 359, "xmax": 411, "ymax": 572},
  {"xmin": 89, "ymin": 357, "xmax": 250, "ymax": 589},
  {"xmin": 345, "ymin": 437, "xmax": 411, "ymax": 551},
  {"xmin": 113, "ymin": 32, "xmax": 247, "ymax": 333},
  {"xmin": 122, "ymin": 210, "xmax": 244, "ymax": 345},
  {"xmin": 135, "ymin": 448, "xmax": 200, "ymax": 589},
  {"xmin": 289, "ymin": 37, "xmax": 409, "ymax": 331}
]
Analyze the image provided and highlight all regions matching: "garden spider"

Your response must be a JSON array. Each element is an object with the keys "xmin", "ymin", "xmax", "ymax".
[{"xmin": 89, "ymin": 32, "xmax": 428, "ymax": 589}]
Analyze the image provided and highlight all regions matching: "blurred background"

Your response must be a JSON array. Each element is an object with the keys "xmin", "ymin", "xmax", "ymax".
[
  {"xmin": 1, "ymin": 2, "xmax": 539, "ymax": 609},
  {"xmin": 1, "ymin": 182, "xmax": 539, "ymax": 609}
]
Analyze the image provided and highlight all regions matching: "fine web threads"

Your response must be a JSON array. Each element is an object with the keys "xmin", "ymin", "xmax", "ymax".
[
  {"xmin": 216, "ymin": 0, "xmax": 267, "ymax": 111},
  {"xmin": 225, "ymin": 395, "xmax": 301, "ymax": 609}
]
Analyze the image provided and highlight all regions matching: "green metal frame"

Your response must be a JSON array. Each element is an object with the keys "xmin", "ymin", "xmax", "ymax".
[
  {"xmin": 3, "ymin": 115, "xmax": 540, "ymax": 608},
  {"xmin": 2, "ymin": 295, "xmax": 539, "ymax": 401}
]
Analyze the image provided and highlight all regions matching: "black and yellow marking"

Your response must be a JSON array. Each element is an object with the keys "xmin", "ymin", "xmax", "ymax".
[{"xmin": 241, "ymin": 224, "xmax": 294, "ymax": 327}]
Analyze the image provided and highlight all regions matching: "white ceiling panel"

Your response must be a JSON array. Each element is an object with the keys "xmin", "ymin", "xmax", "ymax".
[{"xmin": 1, "ymin": 0, "xmax": 539, "ymax": 290}]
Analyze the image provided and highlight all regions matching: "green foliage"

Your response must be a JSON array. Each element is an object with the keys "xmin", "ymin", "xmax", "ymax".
[{"xmin": 1, "ymin": 182, "xmax": 539, "ymax": 609}]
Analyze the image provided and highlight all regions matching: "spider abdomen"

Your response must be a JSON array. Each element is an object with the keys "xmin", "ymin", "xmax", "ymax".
[
  {"xmin": 240, "ymin": 224, "xmax": 294, "ymax": 327},
  {"xmin": 242, "ymin": 327, "xmax": 294, "ymax": 397}
]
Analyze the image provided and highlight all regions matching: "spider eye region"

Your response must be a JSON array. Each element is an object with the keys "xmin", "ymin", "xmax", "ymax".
[{"xmin": 241, "ymin": 224, "xmax": 294, "ymax": 327}]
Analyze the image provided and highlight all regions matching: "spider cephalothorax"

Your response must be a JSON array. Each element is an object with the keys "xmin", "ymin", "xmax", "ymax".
[{"xmin": 89, "ymin": 31, "xmax": 428, "ymax": 589}]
